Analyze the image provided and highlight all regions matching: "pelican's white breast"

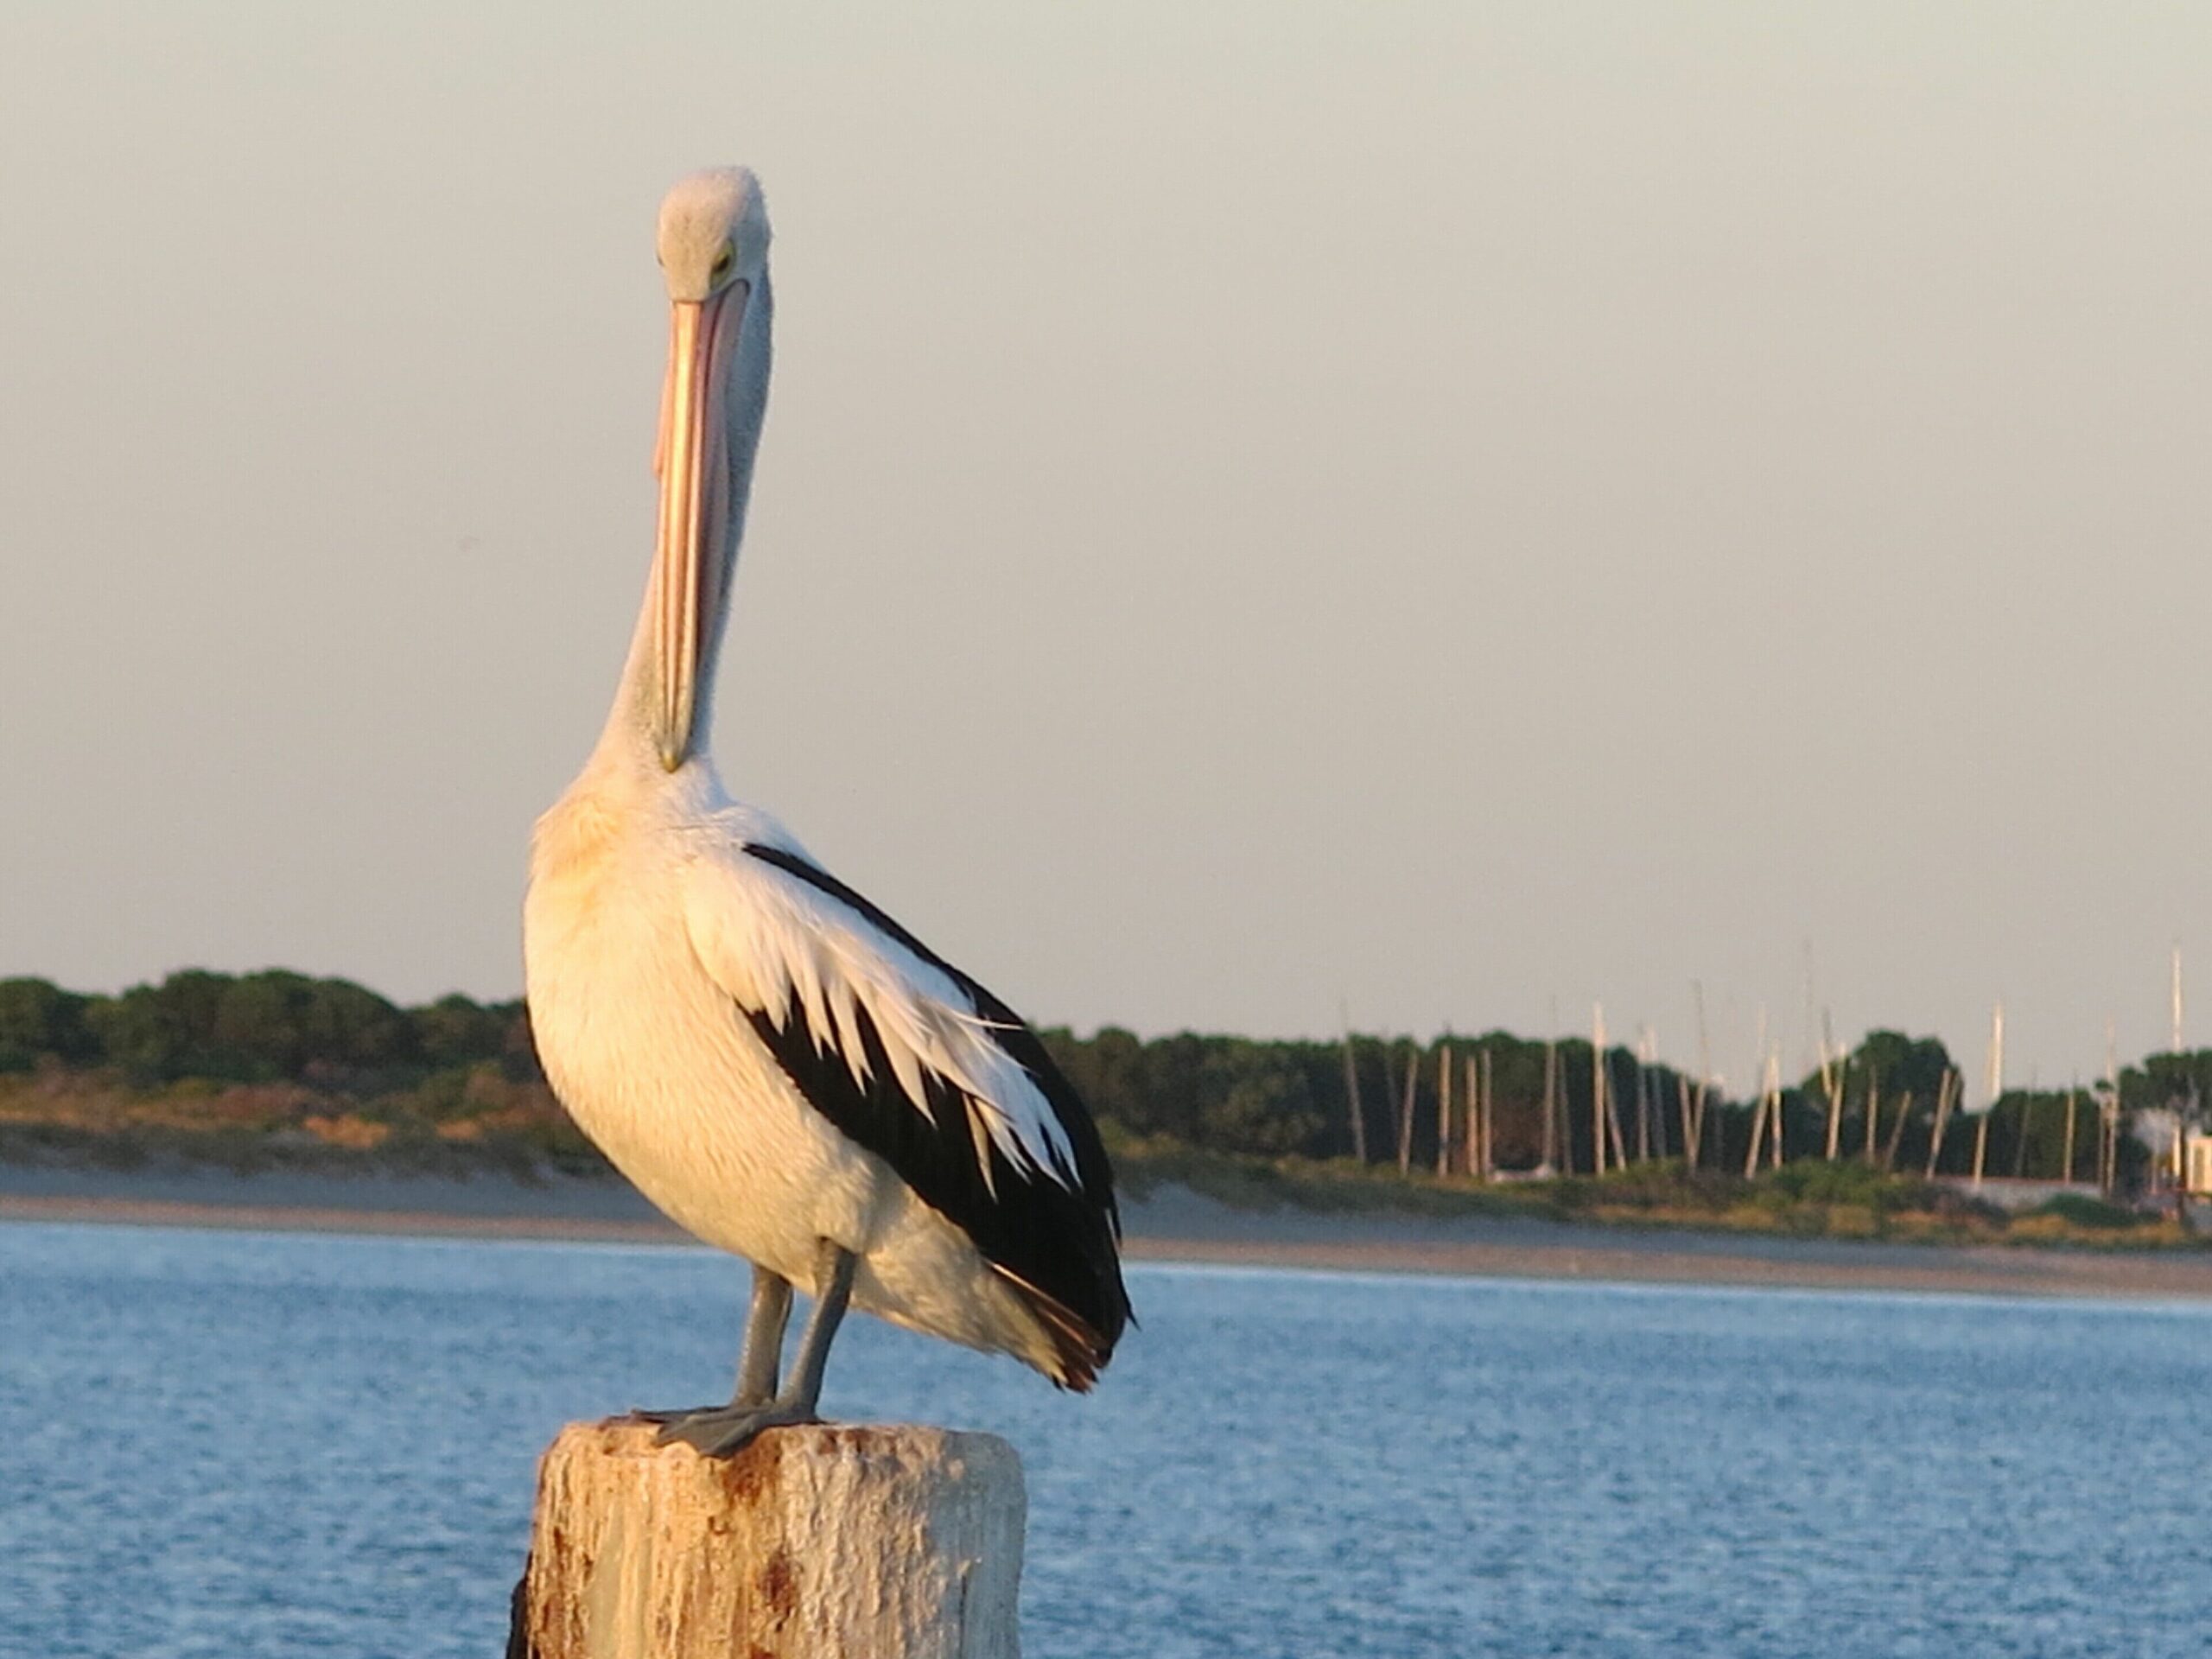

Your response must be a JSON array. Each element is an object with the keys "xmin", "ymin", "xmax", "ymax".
[{"xmin": 522, "ymin": 777, "xmax": 886, "ymax": 1281}]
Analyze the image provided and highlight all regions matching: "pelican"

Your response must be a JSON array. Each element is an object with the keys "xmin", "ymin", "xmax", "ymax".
[{"xmin": 524, "ymin": 168, "xmax": 1130, "ymax": 1454}]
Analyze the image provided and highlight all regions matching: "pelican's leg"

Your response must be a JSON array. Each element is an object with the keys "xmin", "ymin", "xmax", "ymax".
[
  {"xmin": 634, "ymin": 1263, "xmax": 790, "ymax": 1427},
  {"xmin": 733, "ymin": 1265, "xmax": 792, "ymax": 1407},
  {"xmin": 777, "ymin": 1238, "xmax": 856, "ymax": 1414},
  {"xmin": 649, "ymin": 1241, "xmax": 857, "ymax": 1458}
]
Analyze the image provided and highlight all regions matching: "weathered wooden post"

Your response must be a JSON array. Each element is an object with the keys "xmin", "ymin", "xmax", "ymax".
[
  {"xmin": 508, "ymin": 1419, "xmax": 1027, "ymax": 1659},
  {"xmin": 1395, "ymin": 1042, "xmax": 1418, "ymax": 1176},
  {"xmin": 1340, "ymin": 1015, "xmax": 1369, "ymax": 1164}
]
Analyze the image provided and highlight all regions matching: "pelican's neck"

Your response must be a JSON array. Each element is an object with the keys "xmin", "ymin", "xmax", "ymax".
[
  {"xmin": 591, "ymin": 598, "xmax": 720, "ymax": 791},
  {"xmin": 588, "ymin": 274, "xmax": 774, "ymax": 789}
]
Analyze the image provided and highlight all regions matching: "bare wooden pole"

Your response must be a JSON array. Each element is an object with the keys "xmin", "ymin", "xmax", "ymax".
[
  {"xmin": 1745, "ymin": 1052, "xmax": 1776, "ymax": 1178},
  {"xmin": 1676, "ymin": 1074, "xmax": 1694, "ymax": 1169},
  {"xmin": 1634, "ymin": 1027, "xmax": 1655, "ymax": 1164},
  {"xmin": 1541, "ymin": 1037, "xmax": 1560, "ymax": 1174},
  {"xmin": 1820, "ymin": 1014, "xmax": 1843, "ymax": 1161},
  {"xmin": 2176, "ymin": 942, "xmax": 2186, "ymax": 1053},
  {"xmin": 1747, "ymin": 1006, "xmax": 1770, "ymax": 1173},
  {"xmin": 1592, "ymin": 1006, "xmax": 1610, "ymax": 1179},
  {"xmin": 1396, "ymin": 1043, "xmax": 1417, "ymax": 1177},
  {"xmin": 2063, "ymin": 1086, "xmax": 2079, "ymax": 1185},
  {"xmin": 1597, "ymin": 1011, "xmax": 1629, "ymax": 1173},
  {"xmin": 1692, "ymin": 980, "xmax": 1713, "ymax": 1169},
  {"xmin": 2103, "ymin": 1020, "xmax": 2120, "ymax": 1197},
  {"xmin": 1987, "ymin": 1002, "xmax": 2005, "ymax": 1120},
  {"xmin": 1973, "ymin": 1002, "xmax": 2002, "ymax": 1189},
  {"xmin": 2105, "ymin": 1094, "xmax": 2120, "ymax": 1198},
  {"xmin": 1651, "ymin": 1036, "xmax": 1666, "ymax": 1161},
  {"xmin": 1859, "ymin": 1071, "xmax": 1877, "ymax": 1170},
  {"xmin": 1339, "ymin": 1016, "xmax": 1368, "ymax": 1165},
  {"xmin": 1463, "ymin": 1052, "xmax": 1481, "ymax": 1180},
  {"xmin": 511, "ymin": 1421, "xmax": 1024, "ymax": 1659},
  {"xmin": 1632, "ymin": 1038, "xmax": 1648, "ymax": 1165},
  {"xmin": 1435, "ymin": 1043, "xmax": 1453, "ymax": 1179},
  {"xmin": 1882, "ymin": 1089, "xmax": 1911, "ymax": 1173},
  {"xmin": 1769, "ymin": 1048, "xmax": 1784, "ymax": 1171},
  {"xmin": 1925, "ymin": 1069, "xmax": 1958, "ymax": 1179},
  {"xmin": 1479, "ymin": 1047, "xmax": 1496, "ymax": 1181}
]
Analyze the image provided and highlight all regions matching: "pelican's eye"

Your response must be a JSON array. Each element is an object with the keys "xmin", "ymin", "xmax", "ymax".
[{"xmin": 711, "ymin": 244, "xmax": 734, "ymax": 279}]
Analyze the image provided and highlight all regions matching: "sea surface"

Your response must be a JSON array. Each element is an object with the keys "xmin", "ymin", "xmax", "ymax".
[{"xmin": 3, "ymin": 1223, "xmax": 2209, "ymax": 1658}]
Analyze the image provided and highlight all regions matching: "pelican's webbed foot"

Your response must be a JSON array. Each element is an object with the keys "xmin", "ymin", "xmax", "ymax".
[
  {"xmin": 632, "ymin": 1240, "xmax": 859, "ymax": 1460},
  {"xmin": 636, "ymin": 1400, "xmax": 823, "ymax": 1457}
]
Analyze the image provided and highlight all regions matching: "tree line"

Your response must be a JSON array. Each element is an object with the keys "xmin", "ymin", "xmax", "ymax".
[
  {"xmin": 0, "ymin": 970, "xmax": 532, "ymax": 1086},
  {"xmin": 0, "ymin": 969, "xmax": 2195, "ymax": 1192}
]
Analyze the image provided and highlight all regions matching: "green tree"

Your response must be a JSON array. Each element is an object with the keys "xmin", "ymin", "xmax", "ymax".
[
  {"xmin": 2119, "ymin": 1050, "xmax": 2212, "ymax": 1117},
  {"xmin": 0, "ymin": 978, "xmax": 93, "ymax": 1070},
  {"xmin": 82, "ymin": 976, "xmax": 224, "ymax": 1080},
  {"xmin": 1796, "ymin": 1032, "xmax": 1957, "ymax": 1168},
  {"xmin": 413, "ymin": 994, "xmax": 512, "ymax": 1069},
  {"xmin": 294, "ymin": 976, "xmax": 412, "ymax": 1071},
  {"xmin": 1192, "ymin": 1040, "xmax": 1323, "ymax": 1154}
]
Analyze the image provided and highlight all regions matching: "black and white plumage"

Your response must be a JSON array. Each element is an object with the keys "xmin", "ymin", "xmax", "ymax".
[
  {"xmin": 731, "ymin": 840, "xmax": 1127, "ymax": 1383},
  {"xmin": 523, "ymin": 168, "xmax": 1128, "ymax": 1449}
]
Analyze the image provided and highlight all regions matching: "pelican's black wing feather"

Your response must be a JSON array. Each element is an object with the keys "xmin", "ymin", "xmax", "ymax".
[{"xmin": 738, "ymin": 843, "xmax": 1130, "ymax": 1382}]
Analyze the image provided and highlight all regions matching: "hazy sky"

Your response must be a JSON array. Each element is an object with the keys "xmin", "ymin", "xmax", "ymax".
[{"xmin": 3, "ymin": 2, "xmax": 2208, "ymax": 1098}]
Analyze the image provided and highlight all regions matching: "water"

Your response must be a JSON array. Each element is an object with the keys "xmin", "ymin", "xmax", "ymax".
[{"xmin": 3, "ymin": 1223, "xmax": 2208, "ymax": 1658}]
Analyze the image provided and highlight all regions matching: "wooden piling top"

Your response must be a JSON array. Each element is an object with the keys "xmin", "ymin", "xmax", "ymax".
[{"xmin": 511, "ymin": 1419, "xmax": 1027, "ymax": 1659}]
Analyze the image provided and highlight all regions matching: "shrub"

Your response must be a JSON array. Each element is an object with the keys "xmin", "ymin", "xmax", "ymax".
[
  {"xmin": 1825, "ymin": 1204, "xmax": 1880, "ymax": 1238},
  {"xmin": 2023, "ymin": 1193, "xmax": 2137, "ymax": 1231}
]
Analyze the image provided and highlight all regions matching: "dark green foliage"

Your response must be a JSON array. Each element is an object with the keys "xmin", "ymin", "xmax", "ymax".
[
  {"xmin": 2120, "ymin": 1049, "xmax": 2212, "ymax": 1115},
  {"xmin": 80, "ymin": 982, "xmax": 196, "ymax": 1082},
  {"xmin": 1972, "ymin": 1086, "xmax": 2107, "ymax": 1184},
  {"xmin": 2027, "ymin": 1193, "xmax": 2138, "ymax": 1230},
  {"xmin": 1778, "ymin": 1031, "xmax": 1963, "ymax": 1173},
  {"xmin": 73, "ymin": 970, "xmax": 418, "ymax": 1083},
  {"xmin": 414, "ymin": 993, "xmax": 518, "ymax": 1070},
  {"xmin": 1758, "ymin": 1159, "xmax": 1941, "ymax": 1212},
  {"xmin": 32, "ymin": 969, "xmax": 535, "ymax": 1090},
  {"xmin": 0, "ymin": 978, "xmax": 95, "ymax": 1071},
  {"xmin": 220, "ymin": 972, "xmax": 416, "ymax": 1076},
  {"xmin": 1038, "ymin": 1028, "xmax": 1332, "ymax": 1156},
  {"xmin": 1803, "ymin": 1030, "xmax": 1956, "ymax": 1109}
]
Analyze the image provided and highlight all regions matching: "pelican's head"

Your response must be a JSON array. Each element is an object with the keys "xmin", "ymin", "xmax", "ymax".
[{"xmin": 649, "ymin": 168, "xmax": 773, "ymax": 772}]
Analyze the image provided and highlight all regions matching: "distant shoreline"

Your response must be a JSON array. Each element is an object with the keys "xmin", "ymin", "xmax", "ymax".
[{"xmin": 9, "ymin": 1163, "xmax": 2212, "ymax": 1302}]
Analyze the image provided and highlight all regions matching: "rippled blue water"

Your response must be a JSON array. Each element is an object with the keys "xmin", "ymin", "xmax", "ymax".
[{"xmin": 3, "ymin": 1222, "xmax": 2209, "ymax": 1657}]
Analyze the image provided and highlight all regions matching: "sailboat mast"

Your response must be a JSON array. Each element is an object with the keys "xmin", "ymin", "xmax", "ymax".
[{"xmin": 1592, "ymin": 1003, "xmax": 1609, "ymax": 1178}]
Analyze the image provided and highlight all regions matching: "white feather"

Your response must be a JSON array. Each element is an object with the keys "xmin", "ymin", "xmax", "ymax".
[{"xmin": 678, "ymin": 812, "xmax": 1080, "ymax": 1186}]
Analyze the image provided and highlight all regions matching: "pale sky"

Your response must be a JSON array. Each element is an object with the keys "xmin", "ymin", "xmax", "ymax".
[{"xmin": 2, "ymin": 2, "xmax": 2208, "ymax": 1099}]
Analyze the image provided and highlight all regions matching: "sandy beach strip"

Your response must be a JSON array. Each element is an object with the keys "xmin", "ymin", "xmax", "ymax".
[
  {"xmin": 8, "ymin": 1167, "xmax": 2212, "ymax": 1301},
  {"xmin": 1116, "ymin": 1232, "xmax": 2212, "ymax": 1300},
  {"xmin": 0, "ymin": 1192, "xmax": 688, "ymax": 1246}
]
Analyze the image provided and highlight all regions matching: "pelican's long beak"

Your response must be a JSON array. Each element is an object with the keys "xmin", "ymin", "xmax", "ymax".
[{"xmin": 652, "ymin": 282, "xmax": 746, "ymax": 770}]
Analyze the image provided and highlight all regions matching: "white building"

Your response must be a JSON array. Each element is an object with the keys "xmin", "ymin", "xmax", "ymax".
[{"xmin": 2183, "ymin": 1132, "xmax": 2212, "ymax": 1198}]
